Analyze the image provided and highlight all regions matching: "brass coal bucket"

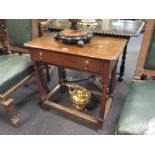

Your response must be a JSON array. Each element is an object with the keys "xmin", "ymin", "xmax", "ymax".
[{"xmin": 68, "ymin": 84, "xmax": 91, "ymax": 111}]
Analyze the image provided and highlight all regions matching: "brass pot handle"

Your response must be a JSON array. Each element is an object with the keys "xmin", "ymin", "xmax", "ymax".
[{"xmin": 68, "ymin": 84, "xmax": 75, "ymax": 95}]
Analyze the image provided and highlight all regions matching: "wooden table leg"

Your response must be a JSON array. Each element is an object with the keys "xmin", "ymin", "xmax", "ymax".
[
  {"xmin": 96, "ymin": 63, "xmax": 110, "ymax": 132},
  {"xmin": 58, "ymin": 67, "xmax": 67, "ymax": 93},
  {"xmin": 109, "ymin": 61, "xmax": 118, "ymax": 97},
  {"xmin": 118, "ymin": 43, "xmax": 128, "ymax": 81},
  {"xmin": 34, "ymin": 62, "xmax": 49, "ymax": 110}
]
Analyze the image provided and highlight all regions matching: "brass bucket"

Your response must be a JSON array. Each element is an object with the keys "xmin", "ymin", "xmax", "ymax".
[{"xmin": 68, "ymin": 84, "xmax": 91, "ymax": 111}]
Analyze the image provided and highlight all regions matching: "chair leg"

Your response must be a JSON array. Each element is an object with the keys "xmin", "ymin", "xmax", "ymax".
[{"xmin": 2, "ymin": 99, "xmax": 20, "ymax": 127}]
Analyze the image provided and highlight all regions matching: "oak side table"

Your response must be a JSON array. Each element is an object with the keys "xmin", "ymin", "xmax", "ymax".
[{"xmin": 25, "ymin": 33, "xmax": 127, "ymax": 132}]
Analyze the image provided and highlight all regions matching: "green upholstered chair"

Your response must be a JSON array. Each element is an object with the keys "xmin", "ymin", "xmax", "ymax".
[
  {"xmin": 0, "ymin": 48, "xmax": 4, "ymax": 55},
  {"xmin": 6, "ymin": 19, "xmax": 50, "ymax": 80},
  {"xmin": 0, "ymin": 19, "xmax": 40, "ymax": 127},
  {"xmin": 5, "ymin": 19, "xmax": 39, "ymax": 53},
  {"xmin": 117, "ymin": 20, "xmax": 155, "ymax": 134},
  {"xmin": 0, "ymin": 54, "xmax": 33, "ymax": 126}
]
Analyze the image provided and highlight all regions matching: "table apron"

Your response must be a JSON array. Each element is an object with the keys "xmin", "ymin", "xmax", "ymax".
[{"xmin": 30, "ymin": 49, "xmax": 105, "ymax": 75}]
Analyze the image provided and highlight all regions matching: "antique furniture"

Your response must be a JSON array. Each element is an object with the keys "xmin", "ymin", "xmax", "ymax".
[
  {"xmin": 0, "ymin": 19, "xmax": 7, "ymax": 53},
  {"xmin": 25, "ymin": 33, "xmax": 127, "ymax": 132},
  {"xmin": 49, "ymin": 19, "xmax": 144, "ymax": 82},
  {"xmin": 0, "ymin": 54, "xmax": 33, "ymax": 127},
  {"xmin": 117, "ymin": 20, "xmax": 155, "ymax": 134},
  {"xmin": 0, "ymin": 19, "xmax": 41, "ymax": 127},
  {"xmin": 5, "ymin": 19, "xmax": 39, "ymax": 53},
  {"xmin": 5, "ymin": 19, "xmax": 51, "ymax": 81},
  {"xmin": 54, "ymin": 19, "xmax": 93, "ymax": 47}
]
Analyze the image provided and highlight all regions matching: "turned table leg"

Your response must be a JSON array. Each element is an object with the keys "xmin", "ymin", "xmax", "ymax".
[
  {"xmin": 34, "ymin": 62, "xmax": 49, "ymax": 110},
  {"xmin": 118, "ymin": 43, "xmax": 128, "ymax": 81},
  {"xmin": 109, "ymin": 61, "xmax": 118, "ymax": 97},
  {"xmin": 96, "ymin": 63, "xmax": 110, "ymax": 132}
]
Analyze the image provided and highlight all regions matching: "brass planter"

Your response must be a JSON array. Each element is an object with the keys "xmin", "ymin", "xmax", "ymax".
[{"xmin": 68, "ymin": 84, "xmax": 91, "ymax": 111}]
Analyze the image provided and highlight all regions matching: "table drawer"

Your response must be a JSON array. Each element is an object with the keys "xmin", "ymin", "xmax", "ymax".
[{"xmin": 30, "ymin": 50, "xmax": 103, "ymax": 75}]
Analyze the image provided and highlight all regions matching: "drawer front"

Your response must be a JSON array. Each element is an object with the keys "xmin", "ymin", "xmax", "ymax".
[{"xmin": 30, "ymin": 50, "xmax": 103, "ymax": 75}]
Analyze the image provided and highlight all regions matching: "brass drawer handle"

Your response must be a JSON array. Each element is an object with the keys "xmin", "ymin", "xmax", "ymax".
[{"xmin": 40, "ymin": 52, "xmax": 43, "ymax": 62}]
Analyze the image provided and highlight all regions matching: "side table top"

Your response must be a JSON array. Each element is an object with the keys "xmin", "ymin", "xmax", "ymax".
[
  {"xmin": 24, "ymin": 33, "xmax": 128, "ymax": 61},
  {"xmin": 49, "ymin": 19, "xmax": 145, "ymax": 37}
]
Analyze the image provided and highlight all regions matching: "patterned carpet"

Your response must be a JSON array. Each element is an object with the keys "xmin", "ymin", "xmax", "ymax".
[{"xmin": 0, "ymin": 34, "xmax": 143, "ymax": 134}]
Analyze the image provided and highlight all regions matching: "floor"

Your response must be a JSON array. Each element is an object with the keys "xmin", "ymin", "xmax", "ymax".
[{"xmin": 0, "ymin": 34, "xmax": 143, "ymax": 135}]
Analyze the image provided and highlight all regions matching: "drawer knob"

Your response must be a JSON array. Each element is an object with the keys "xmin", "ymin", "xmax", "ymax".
[
  {"xmin": 84, "ymin": 60, "xmax": 90, "ymax": 65},
  {"xmin": 84, "ymin": 60, "xmax": 90, "ymax": 70},
  {"xmin": 40, "ymin": 52, "xmax": 43, "ymax": 61},
  {"xmin": 84, "ymin": 67, "xmax": 88, "ymax": 70}
]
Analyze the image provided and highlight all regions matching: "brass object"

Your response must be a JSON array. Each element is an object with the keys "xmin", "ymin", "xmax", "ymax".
[
  {"xmin": 84, "ymin": 60, "xmax": 90, "ymax": 70},
  {"xmin": 84, "ymin": 59, "xmax": 90, "ymax": 65},
  {"xmin": 68, "ymin": 84, "xmax": 91, "ymax": 111},
  {"xmin": 40, "ymin": 52, "xmax": 43, "ymax": 61},
  {"xmin": 84, "ymin": 67, "xmax": 88, "ymax": 70}
]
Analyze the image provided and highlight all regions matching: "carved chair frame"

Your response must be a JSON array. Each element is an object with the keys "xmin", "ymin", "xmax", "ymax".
[{"xmin": 134, "ymin": 19, "xmax": 155, "ymax": 80}]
